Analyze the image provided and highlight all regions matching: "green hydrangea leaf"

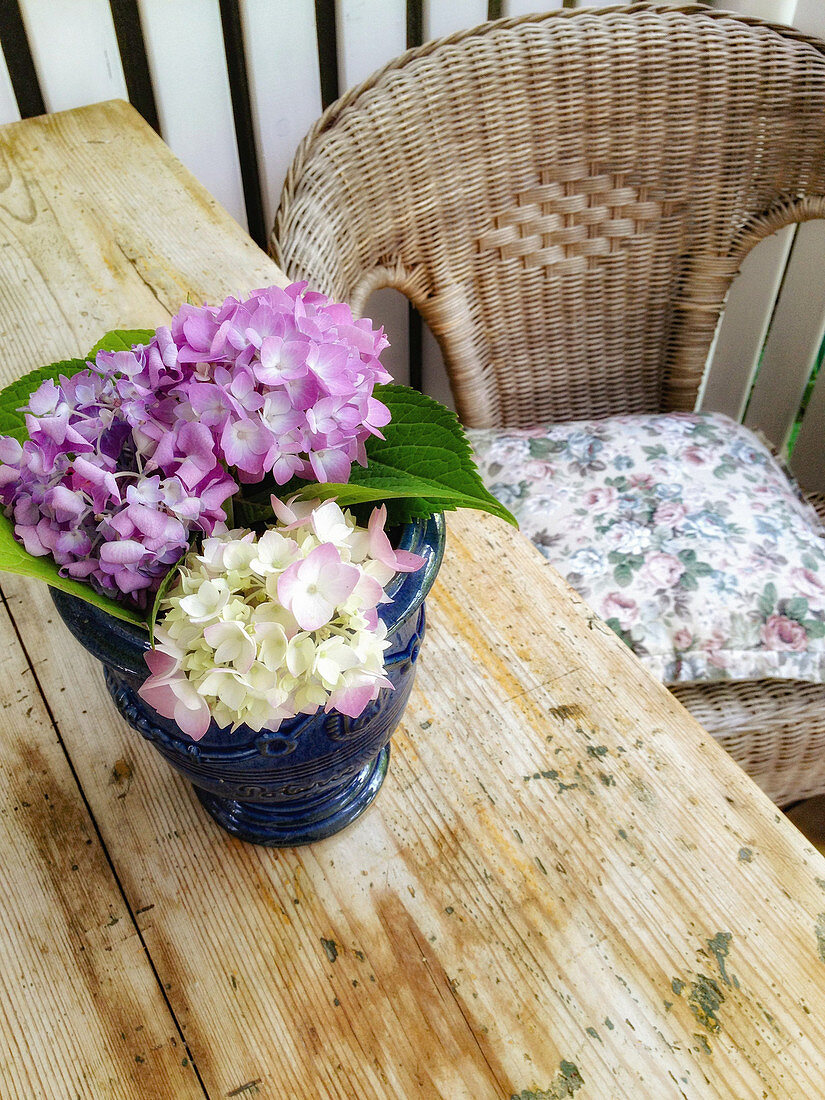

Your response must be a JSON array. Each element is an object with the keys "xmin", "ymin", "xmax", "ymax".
[
  {"xmin": 148, "ymin": 543, "xmax": 193, "ymax": 647},
  {"xmin": 87, "ymin": 329, "xmax": 156, "ymax": 357},
  {"xmin": 0, "ymin": 512, "xmax": 147, "ymax": 628},
  {"xmin": 291, "ymin": 385, "xmax": 517, "ymax": 527},
  {"xmin": 235, "ymin": 498, "xmax": 276, "ymax": 527},
  {"xmin": 0, "ymin": 358, "xmax": 87, "ymax": 443}
]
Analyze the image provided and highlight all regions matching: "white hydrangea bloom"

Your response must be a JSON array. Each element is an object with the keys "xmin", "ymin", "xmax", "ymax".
[{"xmin": 139, "ymin": 498, "xmax": 425, "ymax": 740}]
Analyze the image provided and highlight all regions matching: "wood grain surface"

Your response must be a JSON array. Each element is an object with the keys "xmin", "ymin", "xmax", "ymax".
[
  {"xmin": 0, "ymin": 596, "xmax": 203, "ymax": 1098},
  {"xmin": 0, "ymin": 99, "xmax": 825, "ymax": 1099}
]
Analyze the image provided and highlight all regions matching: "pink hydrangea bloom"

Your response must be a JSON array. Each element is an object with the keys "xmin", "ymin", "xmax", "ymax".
[
  {"xmin": 164, "ymin": 283, "xmax": 392, "ymax": 485},
  {"xmin": 0, "ymin": 283, "xmax": 392, "ymax": 608},
  {"xmin": 0, "ymin": 333, "xmax": 235, "ymax": 606}
]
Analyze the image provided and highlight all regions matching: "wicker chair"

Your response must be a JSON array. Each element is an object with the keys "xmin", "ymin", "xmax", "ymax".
[{"xmin": 272, "ymin": 2, "xmax": 825, "ymax": 806}]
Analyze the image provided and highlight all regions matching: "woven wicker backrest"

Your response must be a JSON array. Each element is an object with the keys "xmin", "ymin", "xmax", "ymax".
[{"xmin": 273, "ymin": 3, "xmax": 825, "ymax": 429}]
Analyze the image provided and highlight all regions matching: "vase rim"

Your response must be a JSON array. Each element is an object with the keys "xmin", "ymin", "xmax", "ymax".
[{"xmin": 50, "ymin": 511, "xmax": 446, "ymax": 678}]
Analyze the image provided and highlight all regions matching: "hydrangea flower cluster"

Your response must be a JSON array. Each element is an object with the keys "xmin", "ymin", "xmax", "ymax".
[
  {"xmin": 163, "ymin": 281, "xmax": 392, "ymax": 485},
  {"xmin": 0, "ymin": 283, "xmax": 392, "ymax": 606},
  {"xmin": 0, "ymin": 356, "xmax": 235, "ymax": 603},
  {"xmin": 139, "ymin": 499, "xmax": 425, "ymax": 740}
]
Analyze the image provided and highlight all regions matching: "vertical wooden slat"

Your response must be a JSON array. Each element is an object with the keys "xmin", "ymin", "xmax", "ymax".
[
  {"xmin": 743, "ymin": 219, "xmax": 825, "ymax": 451},
  {"xmin": 240, "ymin": 0, "xmax": 322, "ymax": 237},
  {"xmin": 136, "ymin": 0, "xmax": 248, "ymax": 230},
  {"xmin": 0, "ymin": 3, "xmax": 42, "ymax": 119},
  {"xmin": 424, "ymin": 2, "xmax": 489, "ymax": 49},
  {"xmin": 108, "ymin": 0, "xmax": 160, "ymax": 132},
  {"xmin": 336, "ymin": 0, "xmax": 410, "ymax": 385},
  {"xmin": 0, "ymin": 46, "xmax": 22, "ymax": 125},
  {"xmin": 503, "ymin": 0, "xmax": 563, "ymax": 17},
  {"xmin": 18, "ymin": 0, "xmax": 127, "ymax": 113},
  {"xmin": 785, "ymin": 354, "xmax": 825, "ymax": 490},
  {"xmin": 793, "ymin": 0, "xmax": 825, "ymax": 36},
  {"xmin": 774, "ymin": 0, "xmax": 825, "ymax": 489},
  {"xmin": 335, "ymin": 0, "xmax": 406, "ymax": 89},
  {"xmin": 708, "ymin": 0, "xmax": 799, "ymax": 24},
  {"xmin": 698, "ymin": 227, "xmax": 796, "ymax": 420}
]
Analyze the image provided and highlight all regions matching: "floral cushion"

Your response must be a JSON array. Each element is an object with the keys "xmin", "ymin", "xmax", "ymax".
[{"xmin": 467, "ymin": 412, "xmax": 825, "ymax": 684}]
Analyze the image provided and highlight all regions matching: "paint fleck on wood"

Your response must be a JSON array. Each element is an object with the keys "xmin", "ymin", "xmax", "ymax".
[
  {"xmin": 687, "ymin": 976, "xmax": 725, "ymax": 1033},
  {"xmin": 523, "ymin": 769, "xmax": 579, "ymax": 793},
  {"xmin": 815, "ymin": 915, "xmax": 825, "ymax": 963},
  {"xmin": 511, "ymin": 1059, "xmax": 584, "ymax": 1099},
  {"xmin": 695, "ymin": 1034, "xmax": 713, "ymax": 1056},
  {"xmin": 707, "ymin": 932, "xmax": 735, "ymax": 988}
]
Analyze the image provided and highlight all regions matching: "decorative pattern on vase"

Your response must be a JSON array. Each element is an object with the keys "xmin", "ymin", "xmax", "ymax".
[
  {"xmin": 51, "ymin": 512, "xmax": 445, "ymax": 845},
  {"xmin": 102, "ymin": 603, "xmax": 425, "ymax": 803}
]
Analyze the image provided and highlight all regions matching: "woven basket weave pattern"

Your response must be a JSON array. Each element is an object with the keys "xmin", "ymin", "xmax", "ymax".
[{"xmin": 273, "ymin": 5, "xmax": 825, "ymax": 806}]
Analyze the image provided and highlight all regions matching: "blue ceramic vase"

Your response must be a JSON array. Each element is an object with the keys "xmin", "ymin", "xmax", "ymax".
[{"xmin": 51, "ymin": 513, "xmax": 445, "ymax": 847}]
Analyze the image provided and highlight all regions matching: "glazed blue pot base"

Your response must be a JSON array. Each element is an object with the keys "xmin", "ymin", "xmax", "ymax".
[
  {"xmin": 194, "ymin": 745, "xmax": 390, "ymax": 846},
  {"xmin": 51, "ymin": 514, "xmax": 445, "ymax": 848}
]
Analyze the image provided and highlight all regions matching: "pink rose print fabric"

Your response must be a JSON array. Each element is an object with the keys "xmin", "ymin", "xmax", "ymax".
[{"xmin": 468, "ymin": 412, "xmax": 825, "ymax": 685}]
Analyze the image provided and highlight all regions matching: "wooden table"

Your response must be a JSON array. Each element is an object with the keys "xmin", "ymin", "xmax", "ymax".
[{"xmin": 1, "ymin": 100, "xmax": 825, "ymax": 1100}]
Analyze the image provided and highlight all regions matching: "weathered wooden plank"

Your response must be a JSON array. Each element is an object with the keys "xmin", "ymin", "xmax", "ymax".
[
  {"xmin": 2, "ymin": 99, "xmax": 825, "ymax": 1098},
  {"xmin": 19, "ymin": 0, "xmax": 128, "ymax": 113},
  {"xmin": 137, "ymin": 0, "xmax": 248, "ymax": 228},
  {"xmin": 6, "ymin": 511, "xmax": 825, "ymax": 1098},
  {"xmin": 698, "ymin": 226, "xmax": 795, "ymax": 420},
  {"xmin": 743, "ymin": 220, "xmax": 825, "ymax": 452},
  {"xmin": 0, "ymin": 98, "xmax": 286, "ymax": 384},
  {"xmin": 0, "ymin": 592, "xmax": 204, "ymax": 1099},
  {"xmin": 240, "ymin": 0, "xmax": 323, "ymax": 233},
  {"xmin": 0, "ymin": 46, "xmax": 21, "ymax": 127}
]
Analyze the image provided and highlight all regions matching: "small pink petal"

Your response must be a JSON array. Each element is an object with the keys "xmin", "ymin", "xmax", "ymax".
[
  {"xmin": 368, "ymin": 505, "xmax": 424, "ymax": 573},
  {"xmin": 99, "ymin": 539, "xmax": 147, "ymax": 565},
  {"xmin": 143, "ymin": 649, "xmax": 179, "ymax": 678},
  {"xmin": 326, "ymin": 676, "xmax": 391, "ymax": 718},
  {"xmin": 138, "ymin": 679, "xmax": 178, "ymax": 717},
  {"xmin": 174, "ymin": 695, "xmax": 212, "ymax": 740}
]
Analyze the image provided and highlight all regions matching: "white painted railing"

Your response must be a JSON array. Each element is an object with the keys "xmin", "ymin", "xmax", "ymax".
[
  {"xmin": 0, "ymin": 0, "xmax": 823, "ymax": 485},
  {"xmin": 697, "ymin": 0, "xmax": 825, "ymax": 492}
]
